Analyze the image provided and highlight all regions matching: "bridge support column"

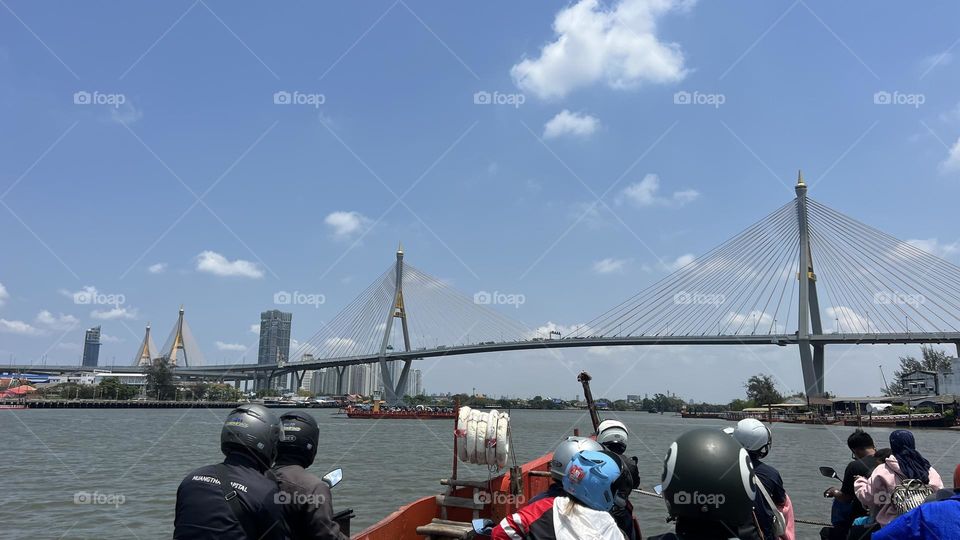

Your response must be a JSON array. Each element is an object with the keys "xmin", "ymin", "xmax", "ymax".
[
  {"xmin": 336, "ymin": 365, "xmax": 346, "ymax": 395},
  {"xmin": 294, "ymin": 370, "xmax": 305, "ymax": 391},
  {"xmin": 378, "ymin": 244, "xmax": 414, "ymax": 406},
  {"xmin": 796, "ymin": 172, "xmax": 826, "ymax": 398}
]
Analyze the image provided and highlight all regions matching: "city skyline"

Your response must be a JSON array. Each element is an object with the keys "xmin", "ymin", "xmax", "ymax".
[{"xmin": 4, "ymin": 2, "xmax": 960, "ymax": 401}]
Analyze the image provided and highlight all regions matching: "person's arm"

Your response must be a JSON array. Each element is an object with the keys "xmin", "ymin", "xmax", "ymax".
[
  {"xmin": 853, "ymin": 475, "xmax": 872, "ymax": 507},
  {"xmin": 302, "ymin": 482, "xmax": 349, "ymax": 540},
  {"xmin": 259, "ymin": 488, "xmax": 291, "ymax": 540},
  {"xmin": 928, "ymin": 467, "xmax": 944, "ymax": 490}
]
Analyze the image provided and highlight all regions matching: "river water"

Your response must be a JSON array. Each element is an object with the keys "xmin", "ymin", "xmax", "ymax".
[{"xmin": 3, "ymin": 408, "xmax": 958, "ymax": 539}]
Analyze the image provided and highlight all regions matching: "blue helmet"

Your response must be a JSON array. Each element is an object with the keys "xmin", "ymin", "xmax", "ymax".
[{"xmin": 561, "ymin": 450, "xmax": 623, "ymax": 511}]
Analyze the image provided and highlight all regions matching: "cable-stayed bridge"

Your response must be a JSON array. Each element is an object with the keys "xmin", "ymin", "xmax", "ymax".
[{"xmin": 13, "ymin": 174, "xmax": 960, "ymax": 401}]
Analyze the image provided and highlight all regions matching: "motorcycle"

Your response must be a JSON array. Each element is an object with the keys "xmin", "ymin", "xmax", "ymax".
[
  {"xmin": 323, "ymin": 468, "xmax": 356, "ymax": 536},
  {"xmin": 817, "ymin": 466, "xmax": 875, "ymax": 540}
]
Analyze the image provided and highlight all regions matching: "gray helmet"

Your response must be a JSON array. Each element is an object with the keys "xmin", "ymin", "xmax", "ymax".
[
  {"xmin": 660, "ymin": 428, "xmax": 757, "ymax": 525},
  {"xmin": 220, "ymin": 404, "xmax": 281, "ymax": 467},
  {"xmin": 550, "ymin": 436, "xmax": 603, "ymax": 480}
]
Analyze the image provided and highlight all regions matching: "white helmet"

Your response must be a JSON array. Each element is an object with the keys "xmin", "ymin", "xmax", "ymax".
[
  {"xmin": 597, "ymin": 419, "xmax": 629, "ymax": 453},
  {"xmin": 549, "ymin": 436, "xmax": 603, "ymax": 480},
  {"xmin": 731, "ymin": 418, "xmax": 772, "ymax": 457}
]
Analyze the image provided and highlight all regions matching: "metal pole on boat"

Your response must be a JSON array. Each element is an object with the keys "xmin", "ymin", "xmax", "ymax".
[{"xmin": 578, "ymin": 372, "xmax": 601, "ymax": 432}]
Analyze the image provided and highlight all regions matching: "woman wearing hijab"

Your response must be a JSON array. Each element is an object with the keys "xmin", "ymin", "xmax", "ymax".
[{"xmin": 854, "ymin": 430, "xmax": 944, "ymax": 527}]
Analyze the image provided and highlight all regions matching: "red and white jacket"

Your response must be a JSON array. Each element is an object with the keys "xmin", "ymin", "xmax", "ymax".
[{"xmin": 492, "ymin": 496, "xmax": 625, "ymax": 540}]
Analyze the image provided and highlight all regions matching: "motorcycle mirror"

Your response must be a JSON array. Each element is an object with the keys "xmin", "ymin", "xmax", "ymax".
[
  {"xmin": 653, "ymin": 484, "xmax": 663, "ymax": 495},
  {"xmin": 322, "ymin": 468, "xmax": 343, "ymax": 488},
  {"xmin": 818, "ymin": 466, "xmax": 840, "ymax": 480}
]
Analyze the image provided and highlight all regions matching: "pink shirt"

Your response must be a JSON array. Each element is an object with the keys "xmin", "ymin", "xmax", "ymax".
[{"xmin": 854, "ymin": 456, "xmax": 943, "ymax": 526}]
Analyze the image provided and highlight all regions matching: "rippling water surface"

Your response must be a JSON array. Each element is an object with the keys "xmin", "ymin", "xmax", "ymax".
[{"xmin": 3, "ymin": 408, "xmax": 958, "ymax": 539}]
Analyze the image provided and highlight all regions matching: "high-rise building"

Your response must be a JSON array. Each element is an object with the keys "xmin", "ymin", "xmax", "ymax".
[
  {"xmin": 412, "ymin": 368, "xmax": 423, "ymax": 397},
  {"xmin": 82, "ymin": 326, "xmax": 101, "ymax": 367},
  {"xmin": 258, "ymin": 310, "xmax": 292, "ymax": 366}
]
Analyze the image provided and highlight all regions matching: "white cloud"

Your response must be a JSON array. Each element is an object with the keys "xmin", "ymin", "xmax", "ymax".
[
  {"xmin": 35, "ymin": 310, "xmax": 79, "ymax": 330},
  {"xmin": 543, "ymin": 110, "xmax": 600, "ymax": 139},
  {"xmin": 0, "ymin": 282, "xmax": 7, "ymax": 306},
  {"xmin": 592, "ymin": 257, "xmax": 627, "ymax": 274},
  {"xmin": 215, "ymin": 341, "xmax": 248, "ymax": 352},
  {"xmin": 510, "ymin": 0, "xmax": 691, "ymax": 100},
  {"xmin": 528, "ymin": 321, "xmax": 589, "ymax": 340},
  {"xmin": 110, "ymin": 102, "xmax": 143, "ymax": 124},
  {"xmin": 826, "ymin": 306, "xmax": 871, "ymax": 334},
  {"xmin": 723, "ymin": 310, "xmax": 776, "ymax": 334},
  {"xmin": 939, "ymin": 137, "xmax": 960, "ymax": 173},
  {"xmin": 324, "ymin": 211, "xmax": 372, "ymax": 241},
  {"xmin": 101, "ymin": 333, "xmax": 122, "ymax": 343},
  {"xmin": 0, "ymin": 319, "xmax": 42, "ymax": 336},
  {"xmin": 148, "ymin": 263, "xmax": 167, "ymax": 274},
  {"xmin": 661, "ymin": 253, "xmax": 695, "ymax": 271},
  {"xmin": 324, "ymin": 337, "xmax": 356, "ymax": 350},
  {"xmin": 91, "ymin": 307, "xmax": 137, "ymax": 320},
  {"xmin": 620, "ymin": 174, "xmax": 699, "ymax": 207},
  {"xmin": 250, "ymin": 324, "xmax": 261, "ymax": 335},
  {"xmin": 196, "ymin": 251, "xmax": 264, "ymax": 279},
  {"xmin": 905, "ymin": 238, "xmax": 960, "ymax": 259}
]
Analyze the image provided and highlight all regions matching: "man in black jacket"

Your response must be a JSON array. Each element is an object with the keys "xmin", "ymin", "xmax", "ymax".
[
  {"xmin": 174, "ymin": 404, "xmax": 288, "ymax": 540},
  {"xmin": 273, "ymin": 411, "xmax": 348, "ymax": 540}
]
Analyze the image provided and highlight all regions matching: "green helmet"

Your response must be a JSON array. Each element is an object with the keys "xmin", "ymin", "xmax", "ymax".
[{"xmin": 660, "ymin": 428, "xmax": 757, "ymax": 525}]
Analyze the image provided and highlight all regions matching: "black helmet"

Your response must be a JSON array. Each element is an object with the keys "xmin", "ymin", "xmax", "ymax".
[
  {"xmin": 278, "ymin": 411, "xmax": 320, "ymax": 466},
  {"xmin": 660, "ymin": 428, "xmax": 757, "ymax": 525},
  {"xmin": 220, "ymin": 404, "xmax": 281, "ymax": 467}
]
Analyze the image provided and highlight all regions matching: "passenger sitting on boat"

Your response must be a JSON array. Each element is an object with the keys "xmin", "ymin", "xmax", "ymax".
[
  {"xmin": 273, "ymin": 412, "xmax": 348, "ymax": 540},
  {"xmin": 492, "ymin": 450, "xmax": 630, "ymax": 539},
  {"xmin": 854, "ymin": 430, "xmax": 943, "ymax": 528},
  {"xmin": 174, "ymin": 404, "xmax": 289, "ymax": 540},
  {"xmin": 732, "ymin": 418, "xmax": 791, "ymax": 540},
  {"xmin": 650, "ymin": 428, "xmax": 763, "ymax": 540},
  {"xmin": 530, "ymin": 436, "xmax": 603, "ymax": 502},
  {"xmin": 822, "ymin": 429, "xmax": 877, "ymax": 540},
  {"xmin": 870, "ymin": 464, "xmax": 960, "ymax": 540},
  {"xmin": 597, "ymin": 419, "xmax": 642, "ymax": 539}
]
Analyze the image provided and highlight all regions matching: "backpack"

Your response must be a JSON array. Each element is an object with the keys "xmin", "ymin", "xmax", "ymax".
[{"xmin": 890, "ymin": 477, "xmax": 936, "ymax": 515}]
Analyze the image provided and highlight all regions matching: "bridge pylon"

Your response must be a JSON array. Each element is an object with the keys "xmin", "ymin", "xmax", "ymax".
[
  {"xmin": 796, "ymin": 171, "xmax": 825, "ymax": 398},
  {"xmin": 378, "ymin": 243, "xmax": 415, "ymax": 404}
]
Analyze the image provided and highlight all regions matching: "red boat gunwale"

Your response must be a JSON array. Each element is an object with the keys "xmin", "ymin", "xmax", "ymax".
[{"xmin": 353, "ymin": 452, "xmax": 554, "ymax": 540}]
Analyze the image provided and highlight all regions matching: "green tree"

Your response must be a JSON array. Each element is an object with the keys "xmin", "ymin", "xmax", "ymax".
[
  {"xmin": 256, "ymin": 387, "xmax": 281, "ymax": 398},
  {"xmin": 744, "ymin": 374, "xmax": 783, "ymax": 405},
  {"xmin": 145, "ymin": 359, "xmax": 175, "ymax": 400},
  {"xmin": 884, "ymin": 346, "xmax": 953, "ymax": 395},
  {"xmin": 97, "ymin": 377, "xmax": 139, "ymax": 400},
  {"xmin": 206, "ymin": 383, "xmax": 243, "ymax": 402}
]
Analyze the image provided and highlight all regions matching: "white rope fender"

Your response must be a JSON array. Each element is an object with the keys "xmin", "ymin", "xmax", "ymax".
[{"xmin": 456, "ymin": 406, "xmax": 510, "ymax": 470}]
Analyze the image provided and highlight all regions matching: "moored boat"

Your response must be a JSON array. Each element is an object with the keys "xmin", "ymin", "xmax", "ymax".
[{"xmin": 343, "ymin": 403, "xmax": 455, "ymax": 420}]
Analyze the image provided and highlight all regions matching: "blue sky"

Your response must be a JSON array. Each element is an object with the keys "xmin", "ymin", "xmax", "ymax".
[{"xmin": 3, "ymin": 1, "xmax": 960, "ymax": 402}]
